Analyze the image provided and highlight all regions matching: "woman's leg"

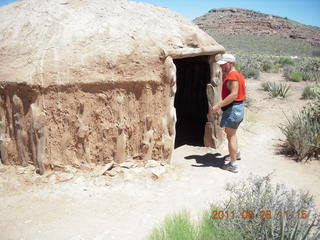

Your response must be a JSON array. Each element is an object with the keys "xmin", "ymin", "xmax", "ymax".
[{"xmin": 225, "ymin": 127, "xmax": 238, "ymax": 163}]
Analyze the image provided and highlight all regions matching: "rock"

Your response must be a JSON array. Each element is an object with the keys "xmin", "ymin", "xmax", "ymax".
[
  {"xmin": 101, "ymin": 161, "xmax": 115, "ymax": 175},
  {"xmin": 106, "ymin": 167, "xmax": 121, "ymax": 177},
  {"xmin": 123, "ymin": 171, "xmax": 135, "ymax": 182},
  {"xmin": 119, "ymin": 161, "xmax": 135, "ymax": 169},
  {"xmin": 74, "ymin": 175, "xmax": 87, "ymax": 184},
  {"xmin": 48, "ymin": 174, "xmax": 57, "ymax": 184},
  {"xmin": 94, "ymin": 177, "xmax": 109, "ymax": 187},
  {"xmin": 131, "ymin": 167, "xmax": 147, "ymax": 175},
  {"xmin": 56, "ymin": 172, "xmax": 74, "ymax": 182},
  {"xmin": 16, "ymin": 167, "xmax": 25, "ymax": 174},
  {"xmin": 145, "ymin": 160, "xmax": 160, "ymax": 168},
  {"xmin": 150, "ymin": 166, "xmax": 166, "ymax": 179}
]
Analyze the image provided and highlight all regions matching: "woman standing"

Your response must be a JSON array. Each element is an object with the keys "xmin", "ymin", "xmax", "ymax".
[{"xmin": 211, "ymin": 53, "xmax": 246, "ymax": 173}]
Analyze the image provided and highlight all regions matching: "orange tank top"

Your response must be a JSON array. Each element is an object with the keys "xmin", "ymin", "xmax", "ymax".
[{"xmin": 222, "ymin": 71, "xmax": 246, "ymax": 101}]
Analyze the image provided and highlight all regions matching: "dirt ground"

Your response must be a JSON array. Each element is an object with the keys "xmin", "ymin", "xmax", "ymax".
[{"xmin": 1, "ymin": 73, "xmax": 320, "ymax": 240}]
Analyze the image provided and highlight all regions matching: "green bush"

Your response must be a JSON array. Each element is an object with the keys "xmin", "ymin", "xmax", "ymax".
[
  {"xmin": 242, "ymin": 67, "xmax": 260, "ymax": 79},
  {"xmin": 279, "ymin": 57, "xmax": 294, "ymax": 66},
  {"xmin": 148, "ymin": 175, "xmax": 320, "ymax": 240},
  {"xmin": 148, "ymin": 210, "xmax": 197, "ymax": 240},
  {"xmin": 147, "ymin": 210, "xmax": 245, "ymax": 240},
  {"xmin": 280, "ymin": 101, "xmax": 320, "ymax": 161},
  {"xmin": 217, "ymin": 174, "xmax": 320, "ymax": 240},
  {"xmin": 312, "ymin": 50, "xmax": 320, "ymax": 57},
  {"xmin": 261, "ymin": 81, "xmax": 291, "ymax": 98},
  {"xmin": 271, "ymin": 65, "xmax": 280, "ymax": 73},
  {"xmin": 302, "ymin": 71, "xmax": 320, "ymax": 82},
  {"xmin": 302, "ymin": 83, "xmax": 320, "ymax": 99},
  {"xmin": 288, "ymin": 72, "xmax": 303, "ymax": 82},
  {"xmin": 262, "ymin": 60, "xmax": 273, "ymax": 72}
]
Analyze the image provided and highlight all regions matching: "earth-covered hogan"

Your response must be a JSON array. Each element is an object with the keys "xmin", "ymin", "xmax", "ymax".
[{"xmin": 0, "ymin": 0, "xmax": 226, "ymax": 174}]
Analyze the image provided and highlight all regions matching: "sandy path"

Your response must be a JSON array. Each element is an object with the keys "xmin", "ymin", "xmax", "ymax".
[{"xmin": 1, "ymin": 73, "xmax": 320, "ymax": 240}]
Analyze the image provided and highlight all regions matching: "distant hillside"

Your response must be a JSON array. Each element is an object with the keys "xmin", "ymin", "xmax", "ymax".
[{"xmin": 194, "ymin": 8, "xmax": 320, "ymax": 51}]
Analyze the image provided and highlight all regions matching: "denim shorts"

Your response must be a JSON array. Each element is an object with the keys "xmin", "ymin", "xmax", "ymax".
[{"xmin": 220, "ymin": 102, "xmax": 244, "ymax": 129}]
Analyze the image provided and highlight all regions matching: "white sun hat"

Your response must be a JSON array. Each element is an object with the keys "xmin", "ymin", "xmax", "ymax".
[{"xmin": 217, "ymin": 53, "xmax": 236, "ymax": 65}]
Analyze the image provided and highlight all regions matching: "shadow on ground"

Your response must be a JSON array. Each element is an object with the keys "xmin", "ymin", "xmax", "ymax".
[{"xmin": 184, "ymin": 153, "xmax": 226, "ymax": 168}]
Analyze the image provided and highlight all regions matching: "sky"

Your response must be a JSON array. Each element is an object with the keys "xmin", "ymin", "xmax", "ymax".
[{"xmin": 0, "ymin": 0, "xmax": 319, "ymax": 27}]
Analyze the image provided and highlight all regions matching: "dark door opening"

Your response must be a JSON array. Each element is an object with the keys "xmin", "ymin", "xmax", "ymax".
[{"xmin": 174, "ymin": 56, "xmax": 210, "ymax": 148}]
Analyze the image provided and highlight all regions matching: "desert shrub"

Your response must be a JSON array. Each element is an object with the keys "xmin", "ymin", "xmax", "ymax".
[
  {"xmin": 212, "ymin": 34, "xmax": 320, "ymax": 57},
  {"xmin": 261, "ymin": 81, "xmax": 291, "ymax": 98},
  {"xmin": 302, "ymin": 83, "xmax": 320, "ymax": 99},
  {"xmin": 148, "ymin": 175, "xmax": 320, "ymax": 240},
  {"xmin": 216, "ymin": 174, "xmax": 320, "ymax": 240},
  {"xmin": 242, "ymin": 66, "xmax": 260, "ymax": 79},
  {"xmin": 148, "ymin": 210, "xmax": 197, "ymax": 240},
  {"xmin": 232, "ymin": 54, "xmax": 320, "ymax": 82},
  {"xmin": 271, "ymin": 65, "xmax": 280, "ymax": 73},
  {"xmin": 288, "ymin": 72, "xmax": 303, "ymax": 82},
  {"xmin": 312, "ymin": 50, "xmax": 320, "ymax": 57},
  {"xmin": 296, "ymin": 57, "xmax": 320, "ymax": 73},
  {"xmin": 301, "ymin": 71, "xmax": 320, "ymax": 82},
  {"xmin": 262, "ymin": 60, "xmax": 273, "ymax": 72},
  {"xmin": 279, "ymin": 57, "xmax": 294, "ymax": 66},
  {"xmin": 147, "ymin": 210, "xmax": 245, "ymax": 240},
  {"xmin": 280, "ymin": 101, "xmax": 320, "ymax": 161}
]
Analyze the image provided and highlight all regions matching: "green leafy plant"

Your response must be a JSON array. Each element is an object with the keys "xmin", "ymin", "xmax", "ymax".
[
  {"xmin": 288, "ymin": 72, "xmax": 303, "ymax": 82},
  {"xmin": 148, "ymin": 210, "xmax": 197, "ymax": 240},
  {"xmin": 280, "ymin": 101, "xmax": 320, "ymax": 161},
  {"xmin": 262, "ymin": 60, "xmax": 273, "ymax": 72},
  {"xmin": 264, "ymin": 214, "xmax": 320, "ymax": 240},
  {"xmin": 261, "ymin": 81, "xmax": 291, "ymax": 98},
  {"xmin": 279, "ymin": 57, "xmax": 294, "ymax": 66},
  {"xmin": 147, "ymin": 210, "xmax": 245, "ymax": 240},
  {"xmin": 302, "ymin": 83, "xmax": 320, "ymax": 99},
  {"xmin": 302, "ymin": 71, "xmax": 320, "ymax": 82}
]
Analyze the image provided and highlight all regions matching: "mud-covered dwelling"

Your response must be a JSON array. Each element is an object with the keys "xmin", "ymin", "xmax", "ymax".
[{"xmin": 0, "ymin": 0, "xmax": 225, "ymax": 174}]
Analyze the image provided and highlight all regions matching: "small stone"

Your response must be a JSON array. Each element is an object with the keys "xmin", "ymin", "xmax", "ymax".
[
  {"xmin": 123, "ymin": 171, "xmax": 135, "ymax": 181},
  {"xmin": 48, "ymin": 174, "xmax": 57, "ymax": 184},
  {"xmin": 16, "ymin": 167, "xmax": 25, "ymax": 174},
  {"xmin": 94, "ymin": 177, "xmax": 108, "ymax": 187},
  {"xmin": 101, "ymin": 161, "xmax": 115, "ymax": 175},
  {"xmin": 131, "ymin": 167, "xmax": 146, "ymax": 175},
  {"xmin": 150, "ymin": 166, "xmax": 166, "ymax": 179},
  {"xmin": 145, "ymin": 160, "xmax": 160, "ymax": 168},
  {"xmin": 107, "ymin": 168, "xmax": 119, "ymax": 177},
  {"xmin": 56, "ymin": 172, "xmax": 74, "ymax": 182},
  {"xmin": 119, "ymin": 161, "xmax": 135, "ymax": 169},
  {"xmin": 74, "ymin": 176, "xmax": 86, "ymax": 184}
]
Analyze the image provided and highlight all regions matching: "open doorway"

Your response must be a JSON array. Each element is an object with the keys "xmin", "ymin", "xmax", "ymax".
[{"xmin": 174, "ymin": 56, "xmax": 210, "ymax": 148}]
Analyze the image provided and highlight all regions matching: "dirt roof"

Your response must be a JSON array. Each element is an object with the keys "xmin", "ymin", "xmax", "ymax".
[{"xmin": 0, "ymin": 0, "xmax": 223, "ymax": 87}]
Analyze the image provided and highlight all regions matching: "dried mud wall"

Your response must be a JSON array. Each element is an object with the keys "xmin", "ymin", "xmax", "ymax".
[{"xmin": 0, "ymin": 79, "xmax": 175, "ymax": 174}]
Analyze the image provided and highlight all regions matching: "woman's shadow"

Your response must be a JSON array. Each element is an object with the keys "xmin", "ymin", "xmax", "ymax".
[{"xmin": 184, "ymin": 153, "xmax": 226, "ymax": 168}]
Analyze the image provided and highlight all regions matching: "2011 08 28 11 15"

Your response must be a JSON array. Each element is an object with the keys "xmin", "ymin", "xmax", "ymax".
[{"xmin": 211, "ymin": 209, "xmax": 309, "ymax": 220}]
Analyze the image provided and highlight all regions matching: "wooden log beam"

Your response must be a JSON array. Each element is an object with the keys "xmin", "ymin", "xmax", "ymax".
[{"xmin": 165, "ymin": 45, "xmax": 225, "ymax": 59}]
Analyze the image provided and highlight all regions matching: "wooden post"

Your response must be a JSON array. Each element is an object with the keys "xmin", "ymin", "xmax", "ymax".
[
  {"xmin": 12, "ymin": 95, "xmax": 30, "ymax": 167},
  {"xmin": 0, "ymin": 95, "xmax": 9, "ymax": 165},
  {"xmin": 204, "ymin": 54, "xmax": 224, "ymax": 148},
  {"xmin": 30, "ymin": 102, "xmax": 46, "ymax": 175}
]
